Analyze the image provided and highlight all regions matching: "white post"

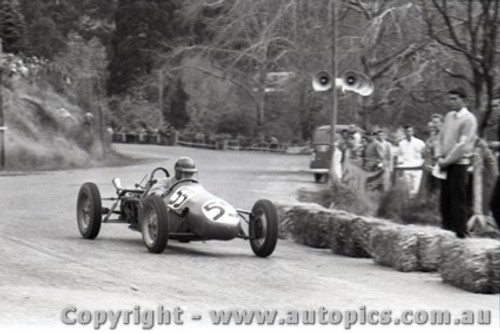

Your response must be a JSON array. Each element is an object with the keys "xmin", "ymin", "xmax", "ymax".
[
  {"xmin": 329, "ymin": 0, "xmax": 338, "ymax": 183},
  {"xmin": 0, "ymin": 38, "xmax": 5, "ymax": 169}
]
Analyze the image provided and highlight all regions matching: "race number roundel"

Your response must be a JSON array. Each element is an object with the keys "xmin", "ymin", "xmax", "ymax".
[
  {"xmin": 167, "ymin": 186, "xmax": 201, "ymax": 210},
  {"xmin": 202, "ymin": 199, "xmax": 239, "ymax": 224}
]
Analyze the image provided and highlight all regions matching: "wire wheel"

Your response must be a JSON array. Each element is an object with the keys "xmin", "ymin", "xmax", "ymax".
[
  {"xmin": 140, "ymin": 195, "xmax": 170, "ymax": 253},
  {"xmin": 249, "ymin": 199, "xmax": 278, "ymax": 257}
]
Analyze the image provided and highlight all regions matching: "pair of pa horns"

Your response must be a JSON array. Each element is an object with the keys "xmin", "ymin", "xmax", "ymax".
[{"xmin": 312, "ymin": 70, "xmax": 374, "ymax": 96}]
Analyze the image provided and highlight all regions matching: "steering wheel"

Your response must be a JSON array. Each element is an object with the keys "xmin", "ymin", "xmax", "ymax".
[
  {"xmin": 150, "ymin": 167, "xmax": 170, "ymax": 181},
  {"xmin": 166, "ymin": 178, "xmax": 199, "ymax": 194},
  {"xmin": 145, "ymin": 167, "xmax": 170, "ymax": 190}
]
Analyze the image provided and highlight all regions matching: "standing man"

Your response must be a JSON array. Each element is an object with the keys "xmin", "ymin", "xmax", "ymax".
[
  {"xmin": 348, "ymin": 124, "xmax": 362, "ymax": 148},
  {"xmin": 363, "ymin": 131, "xmax": 384, "ymax": 172},
  {"xmin": 489, "ymin": 93, "xmax": 500, "ymax": 229},
  {"xmin": 436, "ymin": 88, "xmax": 478, "ymax": 238},
  {"xmin": 422, "ymin": 114, "xmax": 444, "ymax": 194},
  {"xmin": 376, "ymin": 129, "xmax": 394, "ymax": 191},
  {"xmin": 397, "ymin": 125, "xmax": 426, "ymax": 197}
]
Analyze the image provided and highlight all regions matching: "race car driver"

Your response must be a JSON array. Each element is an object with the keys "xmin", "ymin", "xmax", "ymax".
[{"xmin": 148, "ymin": 156, "xmax": 198, "ymax": 196}]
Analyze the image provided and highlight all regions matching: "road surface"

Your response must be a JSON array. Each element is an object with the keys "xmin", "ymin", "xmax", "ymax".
[{"xmin": 0, "ymin": 144, "xmax": 498, "ymax": 332}]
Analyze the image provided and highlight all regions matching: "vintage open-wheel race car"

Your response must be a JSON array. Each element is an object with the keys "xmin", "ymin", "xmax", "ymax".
[{"xmin": 76, "ymin": 167, "xmax": 279, "ymax": 257}]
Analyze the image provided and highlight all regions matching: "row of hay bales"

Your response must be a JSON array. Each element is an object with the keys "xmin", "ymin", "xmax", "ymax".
[{"xmin": 274, "ymin": 201, "xmax": 500, "ymax": 294}]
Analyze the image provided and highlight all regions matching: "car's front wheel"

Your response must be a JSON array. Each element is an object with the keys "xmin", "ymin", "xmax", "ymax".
[
  {"xmin": 76, "ymin": 182, "xmax": 102, "ymax": 239},
  {"xmin": 140, "ymin": 195, "xmax": 170, "ymax": 253},
  {"xmin": 249, "ymin": 199, "xmax": 278, "ymax": 257}
]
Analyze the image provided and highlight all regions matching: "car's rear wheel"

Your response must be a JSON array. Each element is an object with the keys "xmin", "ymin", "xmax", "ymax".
[
  {"xmin": 249, "ymin": 199, "xmax": 278, "ymax": 257},
  {"xmin": 140, "ymin": 195, "xmax": 170, "ymax": 253},
  {"xmin": 76, "ymin": 182, "xmax": 102, "ymax": 239}
]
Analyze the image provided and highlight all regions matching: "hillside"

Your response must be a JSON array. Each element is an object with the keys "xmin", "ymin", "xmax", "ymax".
[{"xmin": 2, "ymin": 76, "xmax": 123, "ymax": 171}]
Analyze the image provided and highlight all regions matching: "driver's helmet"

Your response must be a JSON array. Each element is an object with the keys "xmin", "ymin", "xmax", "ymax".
[{"xmin": 174, "ymin": 156, "xmax": 198, "ymax": 180}]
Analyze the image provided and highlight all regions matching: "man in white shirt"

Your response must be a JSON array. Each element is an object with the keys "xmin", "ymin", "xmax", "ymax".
[
  {"xmin": 348, "ymin": 124, "xmax": 362, "ymax": 148},
  {"xmin": 397, "ymin": 125, "xmax": 426, "ymax": 196}
]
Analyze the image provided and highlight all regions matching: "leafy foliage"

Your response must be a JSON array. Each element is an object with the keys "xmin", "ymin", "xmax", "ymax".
[
  {"xmin": 107, "ymin": 0, "xmax": 179, "ymax": 96},
  {"xmin": 165, "ymin": 78, "xmax": 190, "ymax": 130},
  {"xmin": 0, "ymin": 0, "xmax": 28, "ymax": 54},
  {"xmin": 6, "ymin": 0, "xmax": 500, "ymax": 143},
  {"xmin": 27, "ymin": 17, "xmax": 66, "ymax": 60}
]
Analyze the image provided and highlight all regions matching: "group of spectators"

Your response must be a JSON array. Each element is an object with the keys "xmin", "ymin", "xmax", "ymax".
[
  {"xmin": 111, "ymin": 123, "xmax": 286, "ymax": 152},
  {"xmin": 336, "ymin": 124, "xmax": 424, "ymax": 193},
  {"xmin": 336, "ymin": 87, "xmax": 500, "ymax": 239}
]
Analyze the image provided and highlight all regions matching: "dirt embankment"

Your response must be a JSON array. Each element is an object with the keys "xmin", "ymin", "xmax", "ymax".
[{"xmin": 1, "ymin": 78, "xmax": 138, "ymax": 171}]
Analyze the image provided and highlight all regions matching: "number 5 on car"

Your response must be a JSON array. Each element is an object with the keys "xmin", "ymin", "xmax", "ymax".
[{"xmin": 202, "ymin": 199, "xmax": 239, "ymax": 224}]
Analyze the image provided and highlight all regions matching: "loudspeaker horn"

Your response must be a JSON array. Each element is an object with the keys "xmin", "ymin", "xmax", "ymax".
[
  {"xmin": 312, "ymin": 70, "xmax": 374, "ymax": 96},
  {"xmin": 312, "ymin": 70, "xmax": 333, "ymax": 92}
]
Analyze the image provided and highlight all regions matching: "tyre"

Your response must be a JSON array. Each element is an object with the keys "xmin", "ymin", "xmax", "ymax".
[
  {"xmin": 76, "ymin": 182, "xmax": 102, "ymax": 239},
  {"xmin": 249, "ymin": 199, "xmax": 278, "ymax": 257},
  {"xmin": 140, "ymin": 195, "xmax": 170, "ymax": 253}
]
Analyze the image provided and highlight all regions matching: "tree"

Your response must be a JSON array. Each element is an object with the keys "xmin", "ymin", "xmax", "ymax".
[
  {"xmin": 165, "ymin": 78, "xmax": 190, "ymax": 130},
  {"xmin": 167, "ymin": 1, "xmax": 439, "ymax": 140},
  {"xmin": 421, "ymin": 0, "xmax": 500, "ymax": 135},
  {"xmin": 166, "ymin": 0, "xmax": 306, "ymax": 135},
  {"xmin": 107, "ymin": 0, "xmax": 179, "ymax": 96},
  {"xmin": 52, "ymin": 32, "xmax": 108, "ymax": 110},
  {"xmin": 28, "ymin": 17, "xmax": 66, "ymax": 59},
  {"xmin": 0, "ymin": 0, "xmax": 28, "ymax": 54}
]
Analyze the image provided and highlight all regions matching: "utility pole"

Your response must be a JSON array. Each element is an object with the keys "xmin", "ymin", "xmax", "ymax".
[
  {"xmin": 96, "ymin": 77, "xmax": 106, "ymax": 159},
  {"xmin": 329, "ymin": 0, "xmax": 338, "ymax": 183},
  {"xmin": 0, "ymin": 38, "xmax": 5, "ymax": 170},
  {"xmin": 158, "ymin": 69, "xmax": 164, "ymax": 126}
]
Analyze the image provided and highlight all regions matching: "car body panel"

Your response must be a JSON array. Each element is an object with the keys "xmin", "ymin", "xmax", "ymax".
[{"xmin": 163, "ymin": 183, "xmax": 241, "ymax": 240}]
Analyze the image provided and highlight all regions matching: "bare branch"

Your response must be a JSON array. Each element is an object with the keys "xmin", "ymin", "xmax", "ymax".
[
  {"xmin": 166, "ymin": 64, "xmax": 260, "ymax": 115},
  {"xmin": 437, "ymin": 65, "xmax": 474, "ymax": 86},
  {"xmin": 432, "ymin": 0, "xmax": 467, "ymax": 50}
]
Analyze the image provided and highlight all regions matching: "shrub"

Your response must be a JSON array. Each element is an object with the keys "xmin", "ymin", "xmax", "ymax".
[
  {"xmin": 377, "ymin": 180, "xmax": 441, "ymax": 227},
  {"xmin": 376, "ymin": 180, "xmax": 410, "ymax": 222},
  {"xmin": 299, "ymin": 179, "xmax": 377, "ymax": 216}
]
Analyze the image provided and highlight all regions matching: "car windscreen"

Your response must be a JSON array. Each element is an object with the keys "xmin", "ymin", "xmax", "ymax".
[{"xmin": 313, "ymin": 129, "xmax": 331, "ymax": 145}]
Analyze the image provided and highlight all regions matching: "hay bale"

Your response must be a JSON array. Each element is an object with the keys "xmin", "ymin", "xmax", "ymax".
[
  {"xmin": 439, "ymin": 238, "xmax": 500, "ymax": 293},
  {"xmin": 369, "ymin": 224, "xmax": 420, "ymax": 272},
  {"xmin": 329, "ymin": 213, "xmax": 373, "ymax": 258},
  {"xmin": 487, "ymin": 247, "xmax": 500, "ymax": 293},
  {"xmin": 405, "ymin": 225, "xmax": 455, "ymax": 272},
  {"xmin": 349, "ymin": 216, "xmax": 393, "ymax": 257},
  {"xmin": 329, "ymin": 211, "xmax": 354, "ymax": 255},
  {"xmin": 304, "ymin": 210, "xmax": 336, "ymax": 248},
  {"xmin": 273, "ymin": 200, "xmax": 293, "ymax": 224},
  {"xmin": 273, "ymin": 200, "xmax": 294, "ymax": 240},
  {"xmin": 278, "ymin": 216, "xmax": 293, "ymax": 240},
  {"xmin": 283, "ymin": 203, "xmax": 327, "ymax": 245}
]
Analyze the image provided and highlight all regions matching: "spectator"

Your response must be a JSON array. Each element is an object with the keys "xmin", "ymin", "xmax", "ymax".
[
  {"xmin": 363, "ymin": 131, "xmax": 384, "ymax": 172},
  {"xmin": 348, "ymin": 124, "xmax": 362, "ymax": 148},
  {"xmin": 436, "ymin": 88, "xmax": 478, "ymax": 238},
  {"xmin": 339, "ymin": 129, "xmax": 350, "ymax": 164},
  {"xmin": 488, "ymin": 93, "xmax": 500, "ymax": 229},
  {"xmin": 397, "ymin": 125, "xmax": 426, "ymax": 197},
  {"xmin": 269, "ymin": 135, "xmax": 279, "ymax": 150},
  {"xmin": 376, "ymin": 129, "xmax": 394, "ymax": 190},
  {"xmin": 352, "ymin": 135, "xmax": 367, "ymax": 167},
  {"xmin": 333, "ymin": 139, "xmax": 343, "ymax": 180},
  {"xmin": 421, "ymin": 114, "xmax": 444, "ymax": 194}
]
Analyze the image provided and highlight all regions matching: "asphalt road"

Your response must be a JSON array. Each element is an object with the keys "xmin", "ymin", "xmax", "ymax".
[{"xmin": 0, "ymin": 144, "xmax": 498, "ymax": 332}]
